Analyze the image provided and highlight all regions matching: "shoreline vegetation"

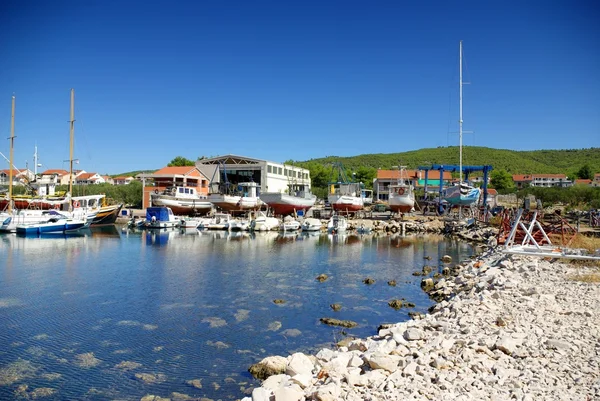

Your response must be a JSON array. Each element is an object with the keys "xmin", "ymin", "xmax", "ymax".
[{"xmin": 243, "ymin": 245, "xmax": 600, "ymax": 400}]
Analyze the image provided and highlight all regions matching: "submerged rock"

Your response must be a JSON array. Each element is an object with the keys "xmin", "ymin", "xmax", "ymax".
[
  {"xmin": 362, "ymin": 277, "xmax": 375, "ymax": 285},
  {"xmin": 387, "ymin": 280, "xmax": 397, "ymax": 286},
  {"xmin": 316, "ymin": 274, "xmax": 329, "ymax": 282},
  {"xmin": 248, "ymin": 356, "xmax": 287, "ymax": 380},
  {"xmin": 273, "ymin": 299, "xmax": 286, "ymax": 304},
  {"xmin": 74, "ymin": 352, "xmax": 102, "ymax": 368},
  {"xmin": 330, "ymin": 303, "xmax": 342, "ymax": 311},
  {"xmin": 0, "ymin": 359, "xmax": 38, "ymax": 385},
  {"xmin": 115, "ymin": 361, "xmax": 142, "ymax": 371},
  {"xmin": 134, "ymin": 373, "xmax": 167, "ymax": 384},
  {"xmin": 319, "ymin": 318, "xmax": 357, "ymax": 328},
  {"xmin": 186, "ymin": 378, "xmax": 202, "ymax": 389}
]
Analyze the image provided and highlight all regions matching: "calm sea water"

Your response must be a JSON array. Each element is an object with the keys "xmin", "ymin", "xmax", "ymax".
[{"xmin": 0, "ymin": 226, "xmax": 474, "ymax": 400}]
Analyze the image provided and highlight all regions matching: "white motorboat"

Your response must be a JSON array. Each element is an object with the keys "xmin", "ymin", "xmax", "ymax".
[
  {"xmin": 208, "ymin": 182, "xmax": 263, "ymax": 212},
  {"xmin": 301, "ymin": 217, "xmax": 322, "ymax": 232},
  {"xmin": 229, "ymin": 218, "xmax": 250, "ymax": 231},
  {"xmin": 143, "ymin": 207, "xmax": 180, "ymax": 229},
  {"xmin": 280, "ymin": 218, "xmax": 301, "ymax": 231},
  {"xmin": 327, "ymin": 214, "xmax": 348, "ymax": 234},
  {"xmin": 250, "ymin": 211, "xmax": 280, "ymax": 231},
  {"xmin": 201, "ymin": 213, "xmax": 233, "ymax": 230}
]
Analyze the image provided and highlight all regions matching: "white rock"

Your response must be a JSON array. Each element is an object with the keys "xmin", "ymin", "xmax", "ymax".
[
  {"xmin": 286, "ymin": 353, "xmax": 314, "ymax": 377},
  {"xmin": 403, "ymin": 328, "xmax": 425, "ymax": 341},
  {"xmin": 274, "ymin": 384, "xmax": 304, "ymax": 401},
  {"xmin": 252, "ymin": 387, "xmax": 271, "ymax": 401},
  {"xmin": 366, "ymin": 352, "xmax": 401, "ymax": 372}
]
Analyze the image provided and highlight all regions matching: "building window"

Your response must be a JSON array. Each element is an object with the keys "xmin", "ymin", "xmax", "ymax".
[
  {"xmin": 278, "ymin": 167, "xmax": 282, "ymax": 175},
  {"xmin": 267, "ymin": 165, "xmax": 272, "ymax": 173}
]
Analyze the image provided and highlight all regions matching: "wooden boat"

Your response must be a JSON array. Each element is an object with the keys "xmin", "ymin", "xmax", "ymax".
[
  {"xmin": 150, "ymin": 186, "xmax": 213, "ymax": 215},
  {"xmin": 388, "ymin": 166, "xmax": 415, "ymax": 213},
  {"xmin": 327, "ymin": 163, "xmax": 364, "ymax": 213},
  {"xmin": 92, "ymin": 203, "xmax": 123, "ymax": 225},
  {"xmin": 143, "ymin": 207, "xmax": 179, "ymax": 229},
  {"xmin": 259, "ymin": 183, "xmax": 316, "ymax": 216}
]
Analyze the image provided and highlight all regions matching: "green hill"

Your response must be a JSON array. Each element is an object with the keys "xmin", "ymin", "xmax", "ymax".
[{"xmin": 298, "ymin": 147, "xmax": 600, "ymax": 176}]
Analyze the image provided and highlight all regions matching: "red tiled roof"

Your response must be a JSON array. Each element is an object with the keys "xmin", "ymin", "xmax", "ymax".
[
  {"xmin": 113, "ymin": 176, "xmax": 132, "ymax": 180},
  {"xmin": 487, "ymin": 188, "xmax": 498, "ymax": 195},
  {"xmin": 41, "ymin": 169, "xmax": 69, "ymax": 176},
  {"xmin": 153, "ymin": 166, "xmax": 198, "ymax": 175},
  {"xmin": 1, "ymin": 169, "xmax": 27, "ymax": 175},
  {"xmin": 512, "ymin": 174, "xmax": 533, "ymax": 181},
  {"xmin": 533, "ymin": 174, "xmax": 567, "ymax": 179},
  {"xmin": 575, "ymin": 179, "xmax": 592, "ymax": 185},
  {"xmin": 77, "ymin": 173, "xmax": 97, "ymax": 180}
]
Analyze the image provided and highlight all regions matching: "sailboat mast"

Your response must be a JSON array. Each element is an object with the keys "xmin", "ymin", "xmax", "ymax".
[
  {"xmin": 8, "ymin": 95, "xmax": 15, "ymax": 213},
  {"xmin": 459, "ymin": 40, "xmax": 463, "ymax": 184},
  {"xmin": 69, "ymin": 88, "xmax": 75, "ymax": 205}
]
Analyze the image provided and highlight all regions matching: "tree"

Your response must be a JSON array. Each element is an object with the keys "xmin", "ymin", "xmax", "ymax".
[
  {"xmin": 168, "ymin": 156, "xmax": 195, "ymax": 167},
  {"xmin": 576, "ymin": 164, "xmax": 593, "ymax": 180},
  {"xmin": 490, "ymin": 169, "xmax": 515, "ymax": 191},
  {"xmin": 353, "ymin": 166, "xmax": 377, "ymax": 190}
]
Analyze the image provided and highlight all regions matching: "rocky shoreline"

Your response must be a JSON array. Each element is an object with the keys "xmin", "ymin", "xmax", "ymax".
[{"xmin": 244, "ymin": 248, "xmax": 600, "ymax": 400}]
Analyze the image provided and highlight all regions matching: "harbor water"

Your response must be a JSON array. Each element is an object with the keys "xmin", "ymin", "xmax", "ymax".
[{"xmin": 0, "ymin": 227, "xmax": 475, "ymax": 400}]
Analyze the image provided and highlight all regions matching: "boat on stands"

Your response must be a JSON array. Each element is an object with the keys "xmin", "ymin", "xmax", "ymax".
[
  {"xmin": 259, "ymin": 183, "xmax": 316, "ymax": 216},
  {"xmin": 443, "ymin": 41, "xmax": 481, "ymax": 207},
  {"xmin": 301, "ymin": 217, "xmax": 322, "ymax": 232},
  {"xmin": 327, "ymin": 214, "xmax": 348, "ymax": 234},
  {"xmin": 208, "ymin": 181, "xmax": 263, "ymax": 213},
  {"xmin": 388, "ymin": 166, "xmax": 415, "ymax": 213},
  {"xmin": 327, "ymin": 163, "xmax": 364, "ymax": 213},
  {"xmin": 250, "ymin": 211, "xmax": 280, "ymax": 231},
  {"xmin": 16, "ymin": 211, "xmax": 89, "ymax": 235},
  {"xmin": 143, "ymin": 206, "xmax": 179, "ymax": 229},
  {"xmin": 150, "ymin": 186, "xmax": 213, "ymax": 215}
]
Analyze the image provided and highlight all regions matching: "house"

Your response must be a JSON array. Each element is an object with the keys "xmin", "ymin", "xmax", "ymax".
[
  {"xmin": 34, "ymin": 169, "xmax": 69, "ymax": 196},
  {"xmin": 102, "ymin": 175, "xmax": 114, "ymax": 185},
  {"xmin": 593, "ymin": 174, "xmax": 600, "ymax": 187},
  {"xmin": 512, "ymin": 174, "xmax": 533, "ymax": 189},
  {"xmin": 113, "ymin": 176, "xmax": 134, "ymax": 185},
  {"xmin": 139, "ymin": 166, "xmax": 212, "ymax": 209},
  {"xmin": 0, "ymin": 168, "xmax": 34, "ymax": 186},
  {"xmin": 374, "ymin": 169, "xmax": 453, "ymax": 202},
  {"xmin": 512, "ymin": 174, "xmax": 572, "ymax": 188},
  {"xmin": 75, "ymin": 172, "xmax": 106, "ymax": 185},
  {"xmin": 486, "ymin": 188, "xmax": 498, "ymax": 207},
  {"xmin": 574, "ymin": 179, "xmax": 592, "ymax": 186}
]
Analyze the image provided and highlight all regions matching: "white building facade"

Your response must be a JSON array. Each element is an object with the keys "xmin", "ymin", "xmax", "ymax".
[{"xmin": 196, "ymin": 154, "xmax": 311, "ymax": 194}]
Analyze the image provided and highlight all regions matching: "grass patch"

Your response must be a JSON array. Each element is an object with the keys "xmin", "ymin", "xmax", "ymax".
[
  {"xmin": 568, "ymin": 272, "xmax": 600, "ymax": 283},
  {"xmin": 568, "ymin": 234, "xmax": 600, "ymax": 253}
]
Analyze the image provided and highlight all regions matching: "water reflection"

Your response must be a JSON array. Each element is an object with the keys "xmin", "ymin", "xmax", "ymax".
[{"xmin": 0, "ymin": 229, "xmax": 475, "ymax": 400}]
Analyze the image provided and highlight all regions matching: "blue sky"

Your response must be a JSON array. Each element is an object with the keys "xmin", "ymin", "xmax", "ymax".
[{"xmin": 1, "ymin": 1, "xmax": 598, "ymax": 175}]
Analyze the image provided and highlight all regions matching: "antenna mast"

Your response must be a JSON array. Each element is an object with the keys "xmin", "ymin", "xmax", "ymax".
[
  {"xmin": 459, "ymin": 40, "xmax": 463, "ymax": 184},
  {"xmin": 69, "ymin": 89, "xmax": 75, "ymax": 209},
  {"xmin": 8, "ymin": 95, "xmax": 15, "ymax": 213}
]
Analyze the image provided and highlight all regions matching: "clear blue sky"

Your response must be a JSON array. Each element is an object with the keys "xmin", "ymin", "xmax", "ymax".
[{"xmin": 1, "ymin": 1, "xmax": 598, "ymax": 175}]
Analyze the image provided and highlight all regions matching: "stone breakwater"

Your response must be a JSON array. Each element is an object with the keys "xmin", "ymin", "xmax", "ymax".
[{"xmin": 244, "ymin": 251, "xmax": 600, "ymax": 401}]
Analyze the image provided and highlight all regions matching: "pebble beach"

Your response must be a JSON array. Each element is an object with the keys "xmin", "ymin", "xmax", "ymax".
[{"xmin": 245, "ymin": 248, "xmax": 600, "ymax": 401}]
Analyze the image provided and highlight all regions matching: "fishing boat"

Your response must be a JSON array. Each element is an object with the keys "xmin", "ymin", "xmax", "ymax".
[
  {"xmin": 444, "ymin": 41, "xmax": 481, "ymax": 206},
  {"xmin": 327, "ymin": 163, "xmax": 364, "ymax": 213},
  {"xmin": 16, "ymin": 211, "xmax": 89, "ymax": 235},
  {"xmin": 143, "ymin": 207, "xmax": 179, "ymax": 229},
  {"xmin": 327, "ymin": 214, "xmax": 348, "ymax": 234},
  {"xmin": 208, "ymin": 181, "xmax": 263, "ymax": 212},
  {"xmin": 150, "ymin": 186, "xmax": 213, "ymax": 215},
  {"xmin": 388, "ymin": 166, "xmax": 415, "ymax": 213},
  {"xmin": 259, "ymin": 183, "xmax": 316, "ymax": 216}
]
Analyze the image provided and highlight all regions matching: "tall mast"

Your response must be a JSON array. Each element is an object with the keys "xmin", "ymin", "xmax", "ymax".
[
  {"xmin": 69, "ymin": 88, "xmax": 75, "ymax": 210},
  {"xmin": 34, "ymin": 145, "xmax": 38, "ymax": 176},
  {"xmin": 8, "ymin": 95, "xmax": 15, "ymax": 213},
  {"xmin": 459, "ymin": 40, "xmax": 463, "ymax": 184}
]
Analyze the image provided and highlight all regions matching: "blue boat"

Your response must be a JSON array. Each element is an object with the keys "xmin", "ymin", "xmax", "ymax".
[
  {"xmin": 16, "ymin": 211, "xmax": 88, "ymax": 235},
  {"xmin": 143, "ymin": 207, "xmax": 179, "ymax": 229}
]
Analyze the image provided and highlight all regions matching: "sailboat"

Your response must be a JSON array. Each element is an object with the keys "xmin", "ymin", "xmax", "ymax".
[
  {"xmin": 15, "ymin": 89, "xmax": 90, "ymax": 234},
  {"xmin": 388, "ymin": 165, "xmax": 415, "ymax": 213},
  {"xmin": 444, "ymin": 41, "xmax": 481, "ymax": 206}
]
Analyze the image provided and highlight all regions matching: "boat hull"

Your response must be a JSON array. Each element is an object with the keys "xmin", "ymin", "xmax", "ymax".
[
  {"xmin": 16, "ymin": 219, "xmax": 87, "ymax": 235},
  {"xmin": 151, "ymin": 195, "xmax": 213, "ymax": 215},
  {"xmin": 444, "ymin": 186, "xmax": 481, "ymax": 206},
  {"xmin": 328, "ymin": 195, "xmax": 364, "ymax": 212},
  {"xmin": 208, "ymin": 194, "xmax": 262, "ymax": 212},
  {"xmin": 92, "ymin": 204, "xmax": 123, "ymax": 225},
  {"xmin": 259, "ymin": 192, "xmax": 317, "ymax": 215}
]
